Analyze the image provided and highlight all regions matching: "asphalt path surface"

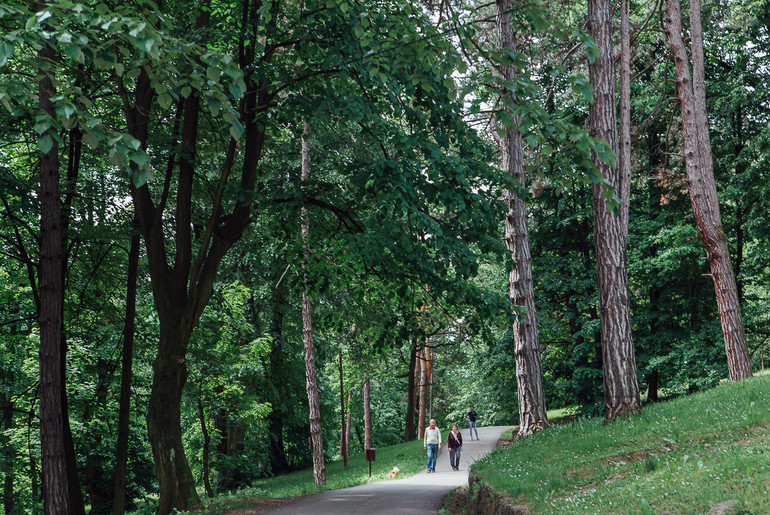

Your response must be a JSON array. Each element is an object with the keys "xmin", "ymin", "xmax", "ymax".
[{"xmin": 265, "ymin": 425, "xmax": 512, "ymax": 515}]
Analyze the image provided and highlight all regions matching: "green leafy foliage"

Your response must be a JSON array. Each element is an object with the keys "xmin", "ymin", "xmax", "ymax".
[{"xmin": 2, "ymin": 0, "xmax": 770, "ymax": 511}]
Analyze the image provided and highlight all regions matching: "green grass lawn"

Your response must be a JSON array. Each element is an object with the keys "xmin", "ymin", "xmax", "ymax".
[{"xmin": 471, "ymin": 374, "xmax": 770, "ymax": 514}]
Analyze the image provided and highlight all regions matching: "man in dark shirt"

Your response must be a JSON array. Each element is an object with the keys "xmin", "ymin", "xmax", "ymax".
[{"xmin": 466, "ymin": 405, "xmax": 479, "ymax": 440}]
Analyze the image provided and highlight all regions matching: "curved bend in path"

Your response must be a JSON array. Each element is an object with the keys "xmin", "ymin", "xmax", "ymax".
[{"xmin": 266, "ymin": 425, "xmax": 512, "ymax": 515}]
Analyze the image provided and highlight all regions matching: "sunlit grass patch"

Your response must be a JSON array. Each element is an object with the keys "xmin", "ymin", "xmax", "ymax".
[{"xmin": 471, "ymin": 374, "xmax": 770, "ymax": 513}]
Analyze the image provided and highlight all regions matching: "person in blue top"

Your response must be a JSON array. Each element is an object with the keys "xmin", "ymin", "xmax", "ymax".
[{"xmin": 466, "ymin": 405, "xmax": 479, "ymax": 440}]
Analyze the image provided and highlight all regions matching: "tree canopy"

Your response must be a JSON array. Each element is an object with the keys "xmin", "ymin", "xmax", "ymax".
[{"xmin": 2, "ymin": 0, "xmax": 769, "ymax": 512}]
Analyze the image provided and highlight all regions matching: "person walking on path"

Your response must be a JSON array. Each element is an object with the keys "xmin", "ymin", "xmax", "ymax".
[
  {"xmin": 466, "ymin": 405, "xmax": 479, "ymax": 440},
  {"xmin": 265, "ymin": 425, "xmax": 513, "ymax": 514},
  {"xmin": 447, "ymin": 424, "xmax": 463, "ymax": 471},
  {"xmin": 423, "ymin": 419, "xmax": 442, "ymax": 473}
]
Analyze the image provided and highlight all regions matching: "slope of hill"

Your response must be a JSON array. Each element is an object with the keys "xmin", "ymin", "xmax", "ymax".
[{"xmin": 467, "ymin": 373, "xmax": 770, "ymax": 514}]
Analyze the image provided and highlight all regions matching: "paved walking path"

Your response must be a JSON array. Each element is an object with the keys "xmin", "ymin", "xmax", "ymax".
[{"xmin": 266, "ymin": 425, "xmax": 513, "ymax": 515}]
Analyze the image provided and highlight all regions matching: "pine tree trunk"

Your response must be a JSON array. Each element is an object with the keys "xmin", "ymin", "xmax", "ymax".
[
  {"xmin": 418, "ymin": 348, "xmax": 427, "ymax": 439},
  {"xmin": 84, "ymin": 359, "xmax": 111, "ymax": 514},
  {"xmin": 301, "ymin": 121, "xmax": 326, "ymax": 486},
  {"xmin": 425, "ymin": 345, "xmax": 433, "ymax": 421},
  {"xmin": 267, "ymin": 282, "xmax": 290, "ymax": 473},
  {"xmin": 364, "ymin": 376, "xmax": 372, "ymax": 451},
  {"xmin": 113, "ymin": 229, "xmax": 139, "ymax": 515},
  {"xmin": 619, "ymin": 0, "xmax": 631, "ymax": 197},
  {"xmin": 198, "ymin": 396, "xmax": 214, "ymax": 498},
  {"xmin": 339, "ymin": 352, "xmax": 347, "ymax": 467},
  {"xmin": 587, "ymin": 0, "xmax": 642, "ymax": 419},
  {"xmin": 665, "ymin": 0, "xmax": 752, "ymax": 381},
  {"xmin": 37, "ymin": 38, "xmax": 70, "ymax": 515},
  {"xmin": 496, "ymin": 0, "xmax": 549, "ymax": 438},
  {"xmin": 404, "ymin": 344, "xmax": 418, "ymax": 441},
  {"xmin": 2, "ymin": 367, "xmax": 13, "ymax": 515},
  {"xmin": 345, "ymin": 391, "xmax": 352, "ymax": 455},
  {"xmin": 60, "ymin": 127, "xmax": 86, "ymax": 515},
  {"xmin": 27, "ymin": 399, "xmax": 39, "ymax": 515}
]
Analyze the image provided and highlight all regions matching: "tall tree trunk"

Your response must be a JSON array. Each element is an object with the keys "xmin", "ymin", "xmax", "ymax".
[
  {"xmin": 2, "ymin": 368, "xmax": 13, "ymax": 515},
  {"xmin": 84, "ymin": 359, "xmax": 112, "ymax": 514},
  {"xmin": 128, "ymin": 84, "xmax": 204, "ymax": 515},
  {"xmin": 339, "ymin": 351, "xmax": 347, "ymax": 467},
  {"xmin": 646, "ymin": 282, "xmax": 663, "ymax": 403},
  {"xmin": 732, "ymin": 105, "xmax": 745, "ymax": 304},
  {"xmin": 345, "ymin": 391, "xmax": 352, "ymax": 455},
  {"xmin": 665, "ymin": 0, "xmax": 752, "ymax": 381},
  {"xmin": 147, "ymin": 320, "xmax": 199, "ymax": 513},
  {"xmin": 60, "ymin": 127, "xmax": 86, "ymax": 515},
  {"xmin": 404, "ymin": 343, "xmax": 418, "ymax": 442},
  {"xmin": 619, "ymin": 0, "xmax": 631, "ymax": 201},
  {"xmin": 113, "ymin": 228, "xmax": 140, "ymax": 515},
  {"xmin": 300, "ymin": 121, "xmax": 326, "ymax": 486},
  {"xmin": 735, "ymin": 205, "xmax": 743, "ymax": 303},
  {"xmin": 124, "ymin": 5, "xmax": 260, "ymax": 510},
  {"xmin": 426, "ymin": 345, "xmax": 433, "ymax": 421},
  {"xmin": 198, "ymin": 395, "xmax": 214, "ymax": 498},
  {"xmin": 418, "ymin": 348, "xmax": 427, "ymax": 439},
  {"xmin": 364, "ymin": 376, "xmax": 372, "ymax": 451},
  {"xmin": 267, "ymin": 285, "xmax": 289, "ymax": 474},
  {"xmin": 37, "ymin": 37, "xmax": 70, "ymax": 515},
  {"xmin": 27, "ymin": 396, "xmax": 39, "ymax": 514},
  {"xmin": 587, "ymin": 0, "xmax": 642, "ymax": 419},
  {"xmin": 496, "ymin": 0, "xmax": 549, "ymax": 438}
]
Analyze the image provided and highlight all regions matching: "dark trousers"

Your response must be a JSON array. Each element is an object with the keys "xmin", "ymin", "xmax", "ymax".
[{"xmin": 449, "ymin": 447, "xmax": 461, "ymax": 470}]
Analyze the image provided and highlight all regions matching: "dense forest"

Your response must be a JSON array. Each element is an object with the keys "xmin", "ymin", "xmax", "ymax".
[{"xmin": 1, "ymin": 0, "xmax": 769, "ymax": 513}]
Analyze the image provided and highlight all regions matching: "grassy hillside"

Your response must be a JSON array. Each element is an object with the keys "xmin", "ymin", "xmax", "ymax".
[{"xmin": 470, "ymin": 374, "xmax": 770, "ymax": 514}]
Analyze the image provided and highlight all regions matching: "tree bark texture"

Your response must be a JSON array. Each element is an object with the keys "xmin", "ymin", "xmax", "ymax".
[
  {"xmin": 665, "ymin": 0, "xmax": 752, "ymax": 381},
  {"xmin": 345, "ymin": 391, "xmax": 352, "ymax": 455},
  {"xmin": 619, "ymin": 0, "xmax": 631, "ymax": 195},
  {"xmin": 426, "ymin": 345, "xmax": 433, "ymax": 421},
  {"xmin": 147, "ymin": 319, "xmax": 199, "ymax": 513},
  {"xmin": 60, "ymin": 127, "xmax": 86, "ymax": 515},
  {"xmin": 339, "ymin": 352, "xmax": 347, "ymax": 466},
  {"xmin": 301, "ymin": 121, "xmax": 326, "ymax": 486},
  {"xmin": 364, "ymin": 376, "xmax": 372, "ymax": 451},
  {"xmin": 425, "ymin": 344, "xmax": 433, "ymax": 425},
  {"xmin": 418, "ymin": 348, "xmax": 427, "ymax": 439},
  {"xmin": 496, "ymin": 0, "xmax": 549, "ymax": 438},
  {"xmin": 198, "ymin": 396, "xmax": 214, "ymax": 498},
  {"xmin": 113, "ymin": 229, "xmax": 139, "ymax": 515},
  {"xmin": 404, "ymin": 344, "xmax": 417, "ymax": 441},
  {"xmin": 587, "ymin": 0, "xmax": 642, "ymax": 419},
  {"xmin": 37, "ymin": 40, "xmax": 70, "ymax": 515},
  {"xmin": 2, "ymin": 367, "xmax": 13, "ymax": 515},
  {"xmin": 27, "ymin": 397, "xmax": 39, "ymax": 515},
  {"xmin": 267, "ymin": 285, "xmax": 289, "ymax": 474},
  {"xmin": 84, "ymin": 359, "xmax": 111, "ymax": 514}
]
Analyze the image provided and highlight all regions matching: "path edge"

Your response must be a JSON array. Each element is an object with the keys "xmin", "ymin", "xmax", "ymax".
[{"xmin": 460, "ymin": 474, "xmax": 530, "ymax": 514}]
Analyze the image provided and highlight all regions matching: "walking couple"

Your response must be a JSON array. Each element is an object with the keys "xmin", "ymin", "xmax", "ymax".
[{"xmin": 423, "ymin": 420, "xmax": 464, "ymax": 472}]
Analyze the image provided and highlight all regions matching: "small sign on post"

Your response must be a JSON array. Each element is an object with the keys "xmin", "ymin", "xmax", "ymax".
[{"xmin": 365, "ymin": 448, "xmax": 376, "ymax": 477}]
